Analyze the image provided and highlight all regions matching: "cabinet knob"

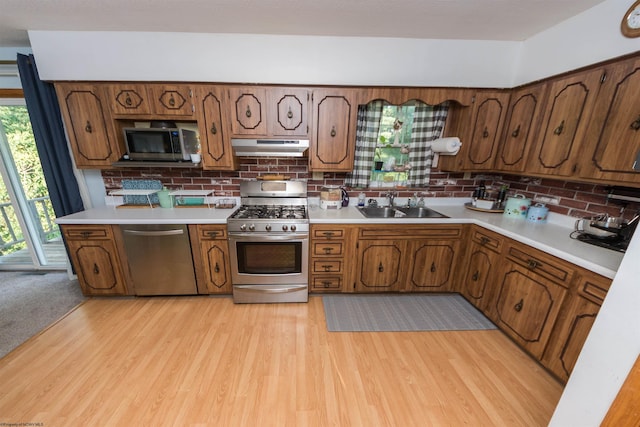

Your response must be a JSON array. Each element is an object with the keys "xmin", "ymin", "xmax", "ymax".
[
  {"xmin": 210, "ymin": 123, "xmax": 217, "ymax": 135},
  {"xmin": 168, "ymin": 94, "xmax": 176, "ymax": 107},
  {"xmin": 93, "ymin": 263, "xmax": 100, "ymax": 275},
  {"xmin": 511, "ymin": 125, "xmax": 521, "ymax": 138},
  {"xmin": 85, "ymin": 121, "xmax": 93, "ymax": 133},
  {"xmin": 482, "ymin": 127, "xmax": 489, "ymax": 138},
  {"xmin": 330, "ymin": 126, "xmax": 337, "ymax": 137},
  {"xmin": 430, "ymin": 262, "xmax": 436, "ymax": 273},
  {"xmin": 245, "ymin": 105, "xmax": 252, "ymax": 118},
  {"xmin": 125, "ymin": 94, "xmax": 132, "ymax": 106},
  {"xmin": 553, "ymin": 120, "xmax": 565, "ymax": 135},
  {"xmin": 378, "ymin": 262, "xmax": 384, "ymax": 272},
  {"xmin": 287, "ymin": 107, "xmax": 293, "ymax": 119},
  {"xmin": 472, "ymin": 271, "xmax": 479, "ymax": 281},
  {"xmin": 514, "ymin": 299, "xmax": 524, "ymax": 312},
  {"xmin": 630, "ymin": 115, "xmax": 640, "ymax": 131},
  {"xmin": 214, "ymin": 262, "xmax": 220, "ymax": 273}
]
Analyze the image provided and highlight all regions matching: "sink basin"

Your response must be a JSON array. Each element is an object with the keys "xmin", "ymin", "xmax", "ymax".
[{"xmin": 357, "ymin": 206, "xmax": 448, "ymax": 219}]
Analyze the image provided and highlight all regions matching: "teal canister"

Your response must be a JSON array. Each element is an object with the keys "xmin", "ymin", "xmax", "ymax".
[
  {"xmin": 527, "ymin": 203, "xmax": 549, "ymax": 223},
  {"xmin": 157, "ymin": 188, "xmax": 174, "ymax": 208},
  {"xmin": 503, "ymin": 194, "xmax": 531, "ymax": 219}
]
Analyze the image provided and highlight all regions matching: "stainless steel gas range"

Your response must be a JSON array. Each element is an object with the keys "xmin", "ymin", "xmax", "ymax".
[{"xmin": 227, "ymin": 180, "xmax": 309, "ymax": 303}]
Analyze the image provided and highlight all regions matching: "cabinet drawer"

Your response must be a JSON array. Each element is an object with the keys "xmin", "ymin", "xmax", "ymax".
[
  {"xmin": 506, "ymin": 244, "xmax": 572, "ymax": 285},
  {"xmin": 312, "ymin": 259, "xmax": 343, "ymax": 273},
  {"xmin": 62, "ymin": 225, "xmax": 112, "ymax": 240},
  {"xmin": 470, "ymin": 227, "xmax": 503, "ymax": 253},
  {"xmin": 312, "ymin": 242, "xmax": 344, "ymax": 256},
  {"xmin": 195, "ymin": 225, "xmax": 227, "ymax": 240},
  {"xmin": 312, "ymin": 228, "xmax": 345, "ymax": 239},
  {"xmin": 576, "ymin": 272, "xmax": 611, "ymax": 305},
  {"xmin": 359, "ymin": 226, "xmax": 462, "ymax": 239},
  {"xmin": 311, "ymin": 276, "xmax": 342, "ymax": 291}
]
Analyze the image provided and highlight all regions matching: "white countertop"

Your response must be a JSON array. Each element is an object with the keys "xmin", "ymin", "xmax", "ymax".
[{"xmin": 56, "ymin": 198, "xmax": 624, "ymax": 279}]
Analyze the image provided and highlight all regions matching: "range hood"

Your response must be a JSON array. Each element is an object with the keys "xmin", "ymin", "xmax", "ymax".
[{"xmin": 231, "ymin": 139, "xmax": 309, "ymax": 157}]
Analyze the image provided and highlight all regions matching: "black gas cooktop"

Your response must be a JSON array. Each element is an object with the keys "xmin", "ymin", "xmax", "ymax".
[{"xmin": 573, "ymin": 233, "xmax": 629, "ymax": 253}]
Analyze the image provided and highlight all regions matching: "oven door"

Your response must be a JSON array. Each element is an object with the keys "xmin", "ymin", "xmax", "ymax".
[{"xmin": 229, "ymin": 233, "xmax": 309, "ymax": 303}]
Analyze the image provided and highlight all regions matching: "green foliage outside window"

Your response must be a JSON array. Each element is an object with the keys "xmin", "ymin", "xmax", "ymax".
[{"xmin": 371, "ymin": 104, "xmax": 416, "ymax": 187}]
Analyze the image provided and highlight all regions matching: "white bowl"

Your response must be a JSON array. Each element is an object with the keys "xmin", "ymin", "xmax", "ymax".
[{"xmin": 475, "ymin": 199, "xmax": 495, "ymax": 210}]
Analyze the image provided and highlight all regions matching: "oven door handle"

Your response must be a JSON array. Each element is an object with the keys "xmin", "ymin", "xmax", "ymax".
[
  {"xmin": 228, "ymin": 233, "xmax": 308, "ymax": 241},
  {"xmin": 234, "ymin": 285, "xmax": 307, "ymax": 294}
]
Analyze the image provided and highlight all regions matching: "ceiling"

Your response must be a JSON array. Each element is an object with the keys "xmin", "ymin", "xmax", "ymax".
[{"xmin": 1, "ymin": 0, "xmax": 607, "ymax": 48}]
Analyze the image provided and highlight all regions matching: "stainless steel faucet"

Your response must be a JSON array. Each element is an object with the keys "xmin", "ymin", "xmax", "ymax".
[{"xmin": 385, "ymin": 191, "xmax": 397, "ymax": 207}]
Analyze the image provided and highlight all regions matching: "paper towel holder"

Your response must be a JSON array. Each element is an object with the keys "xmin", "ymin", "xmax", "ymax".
[{"xmin": 431, "ymin": 137, "xmax": 462, "ymax": 167}]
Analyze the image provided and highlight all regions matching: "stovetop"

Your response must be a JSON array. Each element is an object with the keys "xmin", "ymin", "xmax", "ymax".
[
  {"xmin": 572, "ymin": 232, "xmax": 629, "ymax": 253},
  {"xmin": 230, "ymin": 205, "xmax": 307, "ymax": 220}
]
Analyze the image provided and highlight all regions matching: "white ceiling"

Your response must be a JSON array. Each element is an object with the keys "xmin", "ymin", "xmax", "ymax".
[{"xmin": 1, "ymin": 0, "xmax": 606, "ymax": 47}]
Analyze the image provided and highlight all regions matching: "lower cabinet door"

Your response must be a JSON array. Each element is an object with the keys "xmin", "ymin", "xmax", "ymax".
[
  {"xmin": 355, "ymin": 240, "xmax": 406, "ymax": 292},
  {"xmin": 405, "ymin": 240, "xmax": 458, "ymax": 292},
  {"xmin": 495, "ymin": 263, "xmax": 568, "ymax": 358},
  {"xmin": 67, "ymin": 240, "xmax": 127, "ymax": 295},
  {"xmin": 460, "ymin": 243, "xmax": 500, "ymax": 315}
]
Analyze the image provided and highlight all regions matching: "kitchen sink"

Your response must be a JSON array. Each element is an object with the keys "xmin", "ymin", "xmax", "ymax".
[{"xmin": 357, "ymin": 206, "xmax": 448, "ymax": 219}]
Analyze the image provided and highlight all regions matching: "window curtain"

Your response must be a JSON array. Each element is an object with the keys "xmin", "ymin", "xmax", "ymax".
[
  {"xmin": 407, "ymin": 102, "xmax": 449, "ymax": 187},
  {"xmin": 345, "ymin": 100, "xmax": 385, "ymax": 188},
  {"xmin": 16, "ymin": 54, "xmax": 84, "ymax": 218}
]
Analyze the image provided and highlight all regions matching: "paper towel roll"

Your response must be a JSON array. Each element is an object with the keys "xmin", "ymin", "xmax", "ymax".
[{"xmin": 431, "ymin": 137, "xmax": 461, "ymax": 155}]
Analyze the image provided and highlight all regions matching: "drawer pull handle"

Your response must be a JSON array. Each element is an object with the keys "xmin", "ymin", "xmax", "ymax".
[
  {"xmin": 322, "ymin": 281, "xmax": 332, "ymax": 288},
  {"xmin": 93, "ymin": 264, "xmax": 100, "ymax": 275},
  {"xmin": 430, "ymin": 262, "xmax": 436, "ymax": 273},
  {"xmin": 207, "ymin": 231, "xmax": 218, "ymax": 238},
  {"xmin": 527, "ymin": 259, "xmax": 539, "ymax": 269},
  {"xmin": 322, "ymin": 265, "xmax": 332, "ymax": 272},
  {"xmin": 553, "ymin": 120, "xmax": 565, "ymax": 135},
  {"xmin": 85, "ymin": 121, "xmax": 92, "ymax": 133},
  {"xmin": 322, "ymin": 231, "xmax": 335, "ymax": 237},
  {"xmin": 479, "ymin": 236, "xmax": 490, "ymax": 245},
  {"xmin": 323, "ymin": 247, "xmax": 333, "ymax": 254},
  {"xmin": 378, "ymin": 262, "xmax": 384, "ymax": 273},
  {"xmin": 210, "ymin": 123, "xmax": 217, "ymax": 135},
  {"xmin": 514, "ymin": 299, "xmax": 524, "ymax": 312},
  {"xmin": 631, "ymin": 115, "xmax": 640, "ymax": 131},
  {"xmin": 214, "ymin": 263, "xmax": 220, "ymax": 273},
  {"xmin": 472, "ymin": 271, "xmax": 479, "ymax": 281}
]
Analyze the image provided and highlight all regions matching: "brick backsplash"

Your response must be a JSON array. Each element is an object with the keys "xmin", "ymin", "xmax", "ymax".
[{"xmin": 102, "ymin": 158, "xmax": 640, "ymax": 219}]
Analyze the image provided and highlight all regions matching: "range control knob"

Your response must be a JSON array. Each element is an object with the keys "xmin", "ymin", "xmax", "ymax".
[
  {"xmin": 290, "ymin": 224, "xmax": 297, "ymax": 232},
  {"xmin": 248, "ymin": 224, "xmax": 255, "ymax": 232},
  {"xmin": 265, "ymin": 224, "xmax": 272, "ymax": 231},
  {"xmin": 239, "ymin": 224, "xmax": 247, "ymax": 231},
  {"xmin": 282, "ymin": 225, "xmax": 289, "ymax": 231}
]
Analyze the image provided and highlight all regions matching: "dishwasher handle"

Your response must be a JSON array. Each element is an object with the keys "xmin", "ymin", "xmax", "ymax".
[{"xmin": 123, "ymin": 228, "xmax": 185, "ymax": 237}]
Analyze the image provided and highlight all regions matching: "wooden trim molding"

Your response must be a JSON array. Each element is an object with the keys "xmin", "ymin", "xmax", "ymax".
[{"xmin": 0, "ymin": 89, "xmax": 23, "ymax": 98}]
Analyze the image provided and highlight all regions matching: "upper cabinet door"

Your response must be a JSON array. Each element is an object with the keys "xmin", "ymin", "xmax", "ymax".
[
  {"xmin": 310, "ymin": 89, "xmax": 360, "ymax": 171},
  {"xmin": 228, "ymin": 87, "xmax": 267, "ymax": 136},
  {"xmin": 581, "ymin": 56, "xmax": 640, "ymax": 185},
  {"xmin": 494, "ymin": 84, "xmax": 547, "ymax": 172},
  {"xmin": 194, "ymin": 86, "xmax": 237, "ymax": 171},
  {"xmin": 55, "ymin": 83, "xmax": 122, "ymax": 168},
  {"xmin": 527, "ymin": 68, "xmax": 603, "ymax": 177},
  {"xmin": 148, "ymin": 84, "xmax": 194, "ymax": 116},
  {"xmin": 461, "ymin": 91, "xmax": 511, "ymax": 171},
  {"xmin": 267, "ymin": 88, "xmax": 310, "ymax": 137},
  {"xmin": 103, "ymin": 84, "xmax": 152, "ymax": 116}
]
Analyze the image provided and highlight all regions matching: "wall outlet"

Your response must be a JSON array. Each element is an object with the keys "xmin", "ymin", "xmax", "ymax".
[
  {"xmin": 534, "ymin": 196, "xmax": 560, "ymax": 205},
  {"xmin": 312, "ymin": 171, "xmax": 324, "ymax": 180}
]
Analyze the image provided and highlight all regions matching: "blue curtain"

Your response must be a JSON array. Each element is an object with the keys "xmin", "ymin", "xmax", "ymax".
[{"xmin": 16, "ymin": 53, "xmax": 84, "ymax": 218}]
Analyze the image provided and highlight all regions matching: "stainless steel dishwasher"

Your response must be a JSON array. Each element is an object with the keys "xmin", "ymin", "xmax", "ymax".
[{"xmin": 121, "ymin": 224, "xmax": 197, "ymax": 295}]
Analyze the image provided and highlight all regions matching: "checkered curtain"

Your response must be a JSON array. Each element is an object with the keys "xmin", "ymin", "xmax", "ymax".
[
  {"xmin": 345, "ymin": 100, "xmax": 385, "ymax": 188},
  {"xmin": 407, "ymin": 102, "xmax": 450, "ymax": 187}
]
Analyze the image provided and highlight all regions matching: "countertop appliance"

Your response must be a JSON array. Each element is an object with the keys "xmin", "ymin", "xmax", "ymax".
[
  {"xmin": 121, "ymin": 224, "xmax": 198, "ymax": 295},
  {"xmin": 122, "ymin": 127, "xmax": 198, "ymax": 162},
  {"xmin": 571, "ymin": 213, "xmax": 639, "ymax": 253},
  {"xmin": 228, "ymin": 180, "xmax": 309, "ymax": 303}
]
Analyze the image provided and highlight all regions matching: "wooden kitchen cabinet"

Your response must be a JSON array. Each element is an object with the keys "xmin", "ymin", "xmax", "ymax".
[
  {"xmin": 493, "ymin": 242, "xmax": 571, "ymax": 359},
  {"xmin": 310, "ymin": 88, "xmax": 360, "ymax": 171},
  {"xmin": 581, "ymin": 55, "xmax": 640, "ymax": 185},
  {"xmin": 228, "ymin": 86, "xmax": 267, "ymax": 136},
  {"xmin": 458, "ymin": 226, "xmax": 504, "ymax": 315},
  {"xmin": 542, "ymin": 270, "xmax": 611, "ymax": 381},
  {"xmin": 55, "ymin": 83, "xmax": 123, "ymax": 168},
  {"xmin": 354, "ymin": 225, "xmax": 462, "ymax": 293},
  {"xmin": 147, "ymin": 84, "xmax": 194, "ymax": 116},
  {"xmin": 189, "ymin": 225, "xmax": 232, "ymax": 294},
  {"xmin": 494, "ymin": 83, "xmax": 547, "ymax": 172},
  {"xmin": 440, "ymin": 90, "xmax": 511, "ymax": 171},
  {"xmin": 103, "ymin": 83, "xmax": 152, "ymax": 116},
  {"xmin": 194, "ymin": 86, "xmax": 237, "ymax": 171},
  {"xmin": 309, "ymin": 225, "xmax": 353, "ymax": 292},
  {"xmin": 526, "ymin": 68, "xmax": 603, "ymax": 177},
  {"xmin": 267, "ymin": 87, "xmax": 310, "ymax": 137},
  {"xmin": 61, "ymin": 224, "xmax": 129, "ymax": 296}
]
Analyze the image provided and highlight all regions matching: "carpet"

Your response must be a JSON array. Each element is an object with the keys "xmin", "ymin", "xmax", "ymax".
[
  {"xmin": 0, "ymin": 271, "xmax": 87, "ymax": 358},
  {"xmin": 322, "ymin": 294, "xmax": 497, "ymax": 332}
]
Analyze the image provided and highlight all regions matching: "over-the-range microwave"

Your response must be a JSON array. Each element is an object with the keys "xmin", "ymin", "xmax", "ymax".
[{"xmin": 122, "ymin": 128, "xmax": 198, "ymax": 162}]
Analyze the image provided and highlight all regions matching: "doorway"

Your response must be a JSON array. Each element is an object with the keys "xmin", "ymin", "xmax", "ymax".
[{"xmin": 0, "ymin": 98, "xmax": 67, "ymax": 270}]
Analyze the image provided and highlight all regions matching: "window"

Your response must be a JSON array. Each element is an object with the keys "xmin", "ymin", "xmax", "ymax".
[{"xmin": 346, "ymin": 100, "xmax": 449, "ymax": 189}]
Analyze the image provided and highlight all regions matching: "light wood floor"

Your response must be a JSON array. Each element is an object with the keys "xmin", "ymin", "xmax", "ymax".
[{"xmin": 0, "ymin": 296, "xmax": 563, "ymax": 426}]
